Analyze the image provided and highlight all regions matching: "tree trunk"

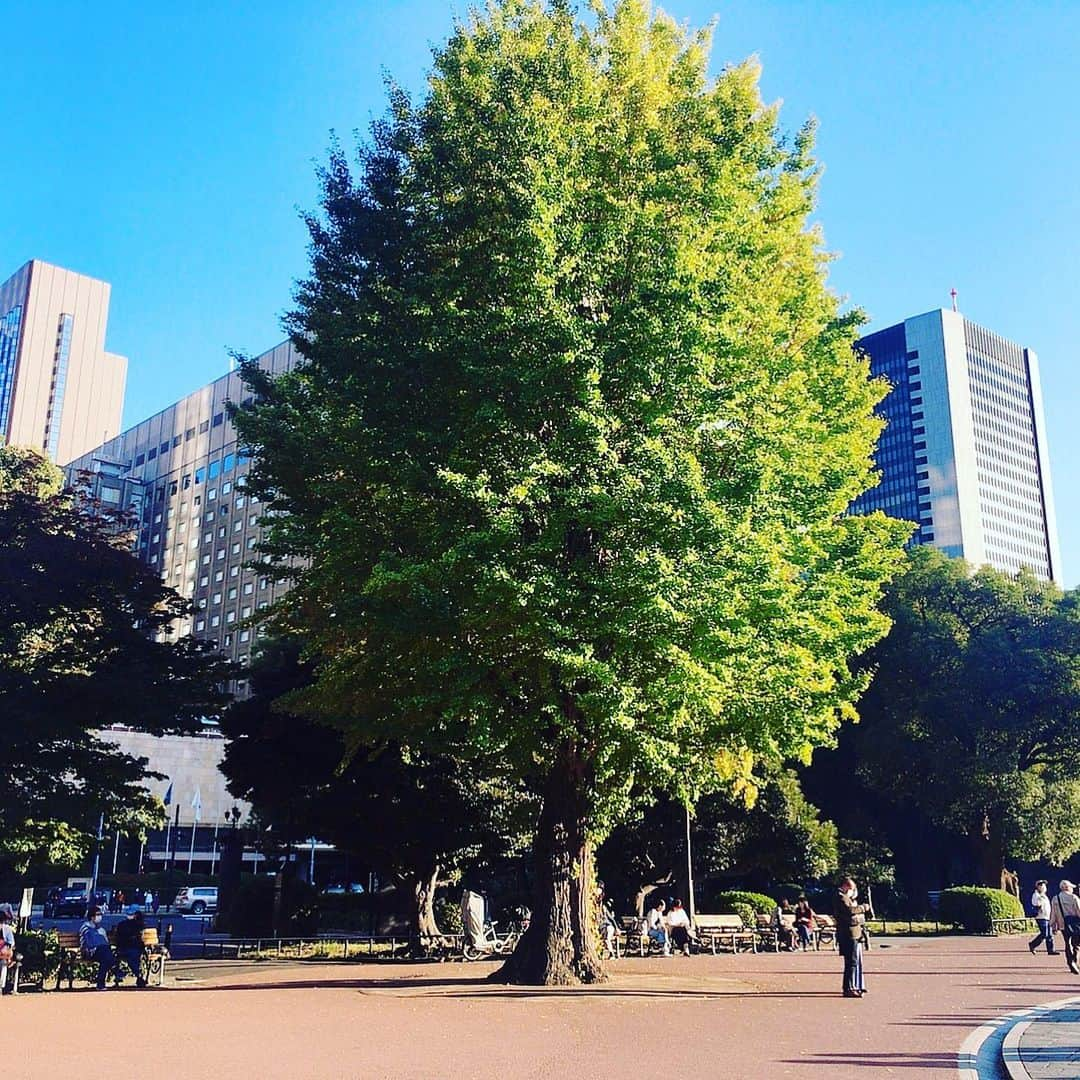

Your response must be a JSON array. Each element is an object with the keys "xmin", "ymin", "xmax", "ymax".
[
  {"xmin": 970, "ymin": 813, "xmax": 1006, "ymax": 889},
  {"xmin": 493, "ymin": 749, "xmax": 604, "ymax": 985},
  {"xmin": 408, "ymin": 864, "xmax": 442, "ymax": 956}
]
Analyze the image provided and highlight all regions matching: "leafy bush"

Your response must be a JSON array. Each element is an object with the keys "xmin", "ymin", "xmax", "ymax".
[
  {"xmin": 938, "ymin": 887, "xmax": 1023, "ymax": 932},
  {"xmin": 434, "ymin": 896, "xmax": 463, "ymax": 934},
  {"xmin": 730, "ymin": 902, "xmax": 756, "ymax": 929},
  {"xmin": 713, "ymin": 890, "xmax": 776, "ymax": 915}
]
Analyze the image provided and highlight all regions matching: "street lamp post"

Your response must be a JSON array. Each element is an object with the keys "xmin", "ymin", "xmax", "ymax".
[{"xmin": 685, "ymin": 806, "xmax": 696, "ymax": 922}]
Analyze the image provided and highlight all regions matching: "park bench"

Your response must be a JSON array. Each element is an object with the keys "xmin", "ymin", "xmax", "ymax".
[
  {"xmin": 755, "ymin": 912, "xmax": 798, "ymax": 952},
  {"xmin": 621, "ymin": 916, "xmax": 669, "ymax": 956},
  {"xmin": 55, "ymin": 926, "xmax": 169, "ymax": 989},
  {"xmin": 693, "ymin": 913, "xmax": 756, "ymax": 954},
  {"xmin": 55, "ymin": 930, "xmax": 82, "ymax": 990},
  {"xmin": 812, "ymin": 913, "xmax": 837, "ymax": 950}
]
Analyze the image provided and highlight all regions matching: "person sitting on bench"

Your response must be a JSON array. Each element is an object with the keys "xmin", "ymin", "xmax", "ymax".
[
  {"xmin": 114, "ymin": 906, "xmax": 148, "ymax": 987},
  {"xmin": 666, "ymin": 899, "xmax": 693, "ymax": 956},
  {"xmin": 79, "ymin": 906, "xmax": 117, "ymax": 990},
  {"xmin": 646, "ymin": 898, "xmax": 670, "ymax": 956}
]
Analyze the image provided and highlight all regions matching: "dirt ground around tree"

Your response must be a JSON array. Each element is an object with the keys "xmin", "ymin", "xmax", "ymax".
[{"xmin": 6, "ymin": 935, "xmax": 1076, "ymax": 1078}]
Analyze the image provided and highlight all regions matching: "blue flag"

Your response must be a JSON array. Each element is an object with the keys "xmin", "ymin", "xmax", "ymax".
[{"xmin": 163, "ymin": 781, "xmax": 173, "ymax": 806}]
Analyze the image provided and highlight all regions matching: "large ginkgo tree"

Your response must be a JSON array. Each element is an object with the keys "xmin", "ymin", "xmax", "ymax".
[{"xmin": 234, "ymin": 0, "xmax": 909, "ymax": 984}]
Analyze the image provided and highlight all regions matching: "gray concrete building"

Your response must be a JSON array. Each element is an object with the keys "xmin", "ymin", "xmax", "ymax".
[
  {"xmin": 0, "ymin": 259, "xmax": 127, "ymax": 464},
  {"xmin": 853, "ymin": 308, "xmax": 1061, "ymax": 584},
  {"xmin": 66, "ymin": 340, "xmax": 299, "ymax": 671}
]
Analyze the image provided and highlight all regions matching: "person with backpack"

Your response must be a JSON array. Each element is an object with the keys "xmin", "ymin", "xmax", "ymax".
[
  {"xmin": 78, "ymin": 906, "xmax": 117, "ymax": 989},
  {"xmin": 1049, "ymin": 880, "xmax": 1080, "ymax": 975}
]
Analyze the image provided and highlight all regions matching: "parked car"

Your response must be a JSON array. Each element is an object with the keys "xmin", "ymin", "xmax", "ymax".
[
  {"xmin": 174, "ymin": 886, "xmax": 218, "ymax": 915},
  {"xmin": 51, "ymin": 887, "xmax": 111, "ymax": 918}
]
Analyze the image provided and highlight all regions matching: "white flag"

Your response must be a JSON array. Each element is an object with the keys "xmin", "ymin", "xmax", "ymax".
[{"xmin": 191, "ymin": 786, "xmax": 202, "ymax": 822}]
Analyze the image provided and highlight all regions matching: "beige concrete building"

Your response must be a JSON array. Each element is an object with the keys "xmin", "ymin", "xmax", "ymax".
[{"xmin": 0, "ymin": 259, "xmax": 127, "ymax": 464}]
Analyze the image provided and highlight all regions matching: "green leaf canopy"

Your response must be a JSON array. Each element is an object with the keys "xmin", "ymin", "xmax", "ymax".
[{"xmin": 235, "ymin": 0, "xmax": 908, "ymax": 838}]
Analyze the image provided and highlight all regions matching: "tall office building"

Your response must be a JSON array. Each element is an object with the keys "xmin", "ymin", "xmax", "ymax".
[
  {"xmin": 66, "ymin": 339, "xmax": 300, "ymax": 669},
  {"xmin": 0, "ymin": 259, "xmax": 127, "ymax": 464},
  {"xmin": 852, "ymin": 307, "xmax": 1061, "ymax": 584},
  {"xmin": 65, "ymin": 341, "xmax": 300, "ymax": 856}
]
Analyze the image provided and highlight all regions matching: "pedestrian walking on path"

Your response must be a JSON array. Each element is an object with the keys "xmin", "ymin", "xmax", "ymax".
[
  {"xmin": 834, "ymin": 876, "xmax": 872, "ymax": 998},
  {"xmin": 1029, "ymin": 879, "xmax": 1057, "ymax": 955},
  {"xmin": 1049, "ymin": 879, "xmax": 1080, "ymax": 975}
]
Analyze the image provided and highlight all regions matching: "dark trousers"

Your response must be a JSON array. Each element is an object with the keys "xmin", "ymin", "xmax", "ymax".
[
  {"xmin": 670, "ymin": 926, "xmax": 691, "ymax": 951},
  {"xmin": 1063, "ymin": 928, "xmax": 1079, "ymax": 969},
  {"xmin": 89, "ymin": 944, "xmax": 116, "ymax": 989},
  {"xmin": 840, "ymin": 938, "xmax": 864, "ymax": 994},
  {"xmin": 117, "ymin": 946, "xmax": 145, "ymax": 984},
  {"xmin": 1030, "ymin": 919, "xmax": 1054, "ymax": 954}
]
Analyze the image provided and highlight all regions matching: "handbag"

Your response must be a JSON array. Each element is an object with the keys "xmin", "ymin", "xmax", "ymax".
[{"xmin": 0, "ymin": 942, "xmax": 13, "ymax": 963}]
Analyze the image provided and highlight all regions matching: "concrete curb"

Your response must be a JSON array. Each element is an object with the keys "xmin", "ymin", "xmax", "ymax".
[
  {"xmin": 957, "ymin": 994, "xmax": 1080, "ymax": 1080},
  {"xmin": 1001, "ymin": 1019, "xmax": 1033, "ymax": 1080}
]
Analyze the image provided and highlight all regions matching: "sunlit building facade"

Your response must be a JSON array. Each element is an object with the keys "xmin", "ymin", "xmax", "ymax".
[
  {"xmin": 0, "ymin": 259, "xmax": 126, "ymax": 464},
  {"xmin": 853, "ymin": 308, "xmax": 1061, "ymax": 584}
]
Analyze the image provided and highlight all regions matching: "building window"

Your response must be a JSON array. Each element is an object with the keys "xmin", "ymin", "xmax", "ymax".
[
  {"xmin": 239, "ymin": 629, "xmax": 250, "ymax": 643},
  {"xmin": 135, "ymin": 453, "xmax": 146, "ymax": 466},
  {"xmin": 173, "ymin": 434, "xmax": 182, "ymax": 447},
  {"xmin": 195, "ymin": 619, "xmax": 206, "ymax": 632},
  {"xmin": 229, "ymin": 565, "xmax": 239, "ymax": 578},
  {"xmin": 243, "ymin": 582, "xmax": 253, "ymax": 595},
  {"xmin": 221, "ymin": 481, "xmax": 232, "ymax": 495},
  {"xmin": 241, "ymin": 605, "xmax": 252, "ymax": 618},
  {"xmin": 210, "ymin": 615, "xmax": 220, "ymax": 628},
  {"xmin": 43, "ymin": 313, "xmax": 74, "ymax": 459},
  {"xmin": 199, "ymin": 420, "xmax": 210, "ymax": 433},
  {"xmin": 212, "ymin": 592, "xmax": 222, "ymax": 604},
  {"xmin": 231, "ymin": 542, "xmax": 241, "ymax": 555},
  {"xmin": 148, "ymin": 448, "xmax": 157, "ymax": 461},
  {"xmin": 214, "ymin": 569, "xmax": 225, "ymax": 583},
  {"xmin": 159, "ymin": 441, "xmax": 169, "ymax": 455},
  {"xmin": 246, "ymin": 536, "xmax": 257, "ymax": 549},
  {"xmin": 226, "ymin": 611, "xmax": 236, "ymax": 624},
  {"xmin": 209, "ymin": 459, "xmax": 221, "ymax": 480},
  {"xmin": 185, "ymin": 427, "xmax": 195, "ymax": 441},
  {"xmin": 212, "ymin": 412, "xmax": 224, "ymax": 427}
]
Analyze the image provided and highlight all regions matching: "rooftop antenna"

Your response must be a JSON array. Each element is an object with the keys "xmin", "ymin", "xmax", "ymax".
[{"xmin": 950, "ymin": 287, "xmax": 958, "ymax": 313}]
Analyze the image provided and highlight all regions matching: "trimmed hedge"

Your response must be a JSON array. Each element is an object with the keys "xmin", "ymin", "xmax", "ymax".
[
  {"xmin": 938, "ymin": 887, "xmax": 1024, "ymax": 932},
  {"xmin": 730, "ymin": 902, "xmax": 756, "ymax": 929},
  {"xmin": 713, "ymin": 890, "xmax": 777, "ymax": 916}
]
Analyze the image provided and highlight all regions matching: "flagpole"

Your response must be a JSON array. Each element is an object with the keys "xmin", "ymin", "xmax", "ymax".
[
  {"xmin": 187, "ymin": 817, "xmax": 197, "ymax": 874},
  {"xmin": 211, "ymin": 821, "xmax": 220, "ymax": 876}
]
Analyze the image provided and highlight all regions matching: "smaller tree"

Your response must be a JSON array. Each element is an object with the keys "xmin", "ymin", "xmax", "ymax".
[
  {"xmin": 221, "ymin": 638, "xmax": 531, "ymax": 944},
  {"xmin": 0, "ymin": 447, "xmax": 231, "ymax": 874},
  {"xmin": 848, "ymin": 548, "xmax": 1080, "ymax": 889},
  {"xmin": 598, "ymin": 766, "xmax": 838, "ymax": 914}
]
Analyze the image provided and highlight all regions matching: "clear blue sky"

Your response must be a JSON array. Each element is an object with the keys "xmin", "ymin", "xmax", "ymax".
[{"xmin": 3, "ymin": 1, "xmax": 1077, "ymax": 581}]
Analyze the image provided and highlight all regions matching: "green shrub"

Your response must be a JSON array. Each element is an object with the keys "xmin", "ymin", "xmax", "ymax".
[
  {"xmin": 938, "ymin": 887, "xmax": 1024, "ymax": 932},
  {"xmin": 731, "ymin": 902, "xmax": 756, "ymax": 929},
  {"xmin": 713, "ymin": 890, "xmax": 777, "ymax": 916}
]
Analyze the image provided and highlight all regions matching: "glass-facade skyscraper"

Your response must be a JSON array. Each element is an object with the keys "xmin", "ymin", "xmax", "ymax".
[{"xmin": 853, "ymin": 308, "xmax": 1061, "ymax": 584}]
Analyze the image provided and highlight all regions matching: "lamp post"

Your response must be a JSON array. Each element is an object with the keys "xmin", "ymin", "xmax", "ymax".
[{"xmin": 685, "ymin": 806, "xmax": 696, "ymax": 922}]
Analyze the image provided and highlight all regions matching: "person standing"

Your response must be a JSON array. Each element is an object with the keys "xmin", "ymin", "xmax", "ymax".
[
  {"xmin": 834, "ymin": 877, "xmax": 871, "ymax": 998},
  {"xmin": 1049, "ymin": 880, "xmax": 1080, "ymax": 975},
  {"xmin": 1029, "ymin": 880, "xmax": 1057, "ymax": 956},
  {"xmin": 0, "ymin": 909, "xmax": 15, "ymax": 996},
  {"xmin": 78, "ymin": 906, "xmax": 117, "ymax": 990}
]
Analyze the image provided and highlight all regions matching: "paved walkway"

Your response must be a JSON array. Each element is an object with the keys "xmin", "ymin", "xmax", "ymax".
[
  {"xmin": 5, "ymin": 935, "xmax": 1080, "ymax": 1078},
  {"xmin": 1005, "ymin": 1002, "xmax": 1080, "ymax": 1079}
]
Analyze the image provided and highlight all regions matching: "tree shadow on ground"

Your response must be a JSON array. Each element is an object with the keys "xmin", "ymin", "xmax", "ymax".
[
  {"xmin": 157, "ymin": 975, "xmax": 845, "ymax": 999},
  {"xmin": 781, "ymin": 1052, "xmax": 958, "ymax": 1070}
]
